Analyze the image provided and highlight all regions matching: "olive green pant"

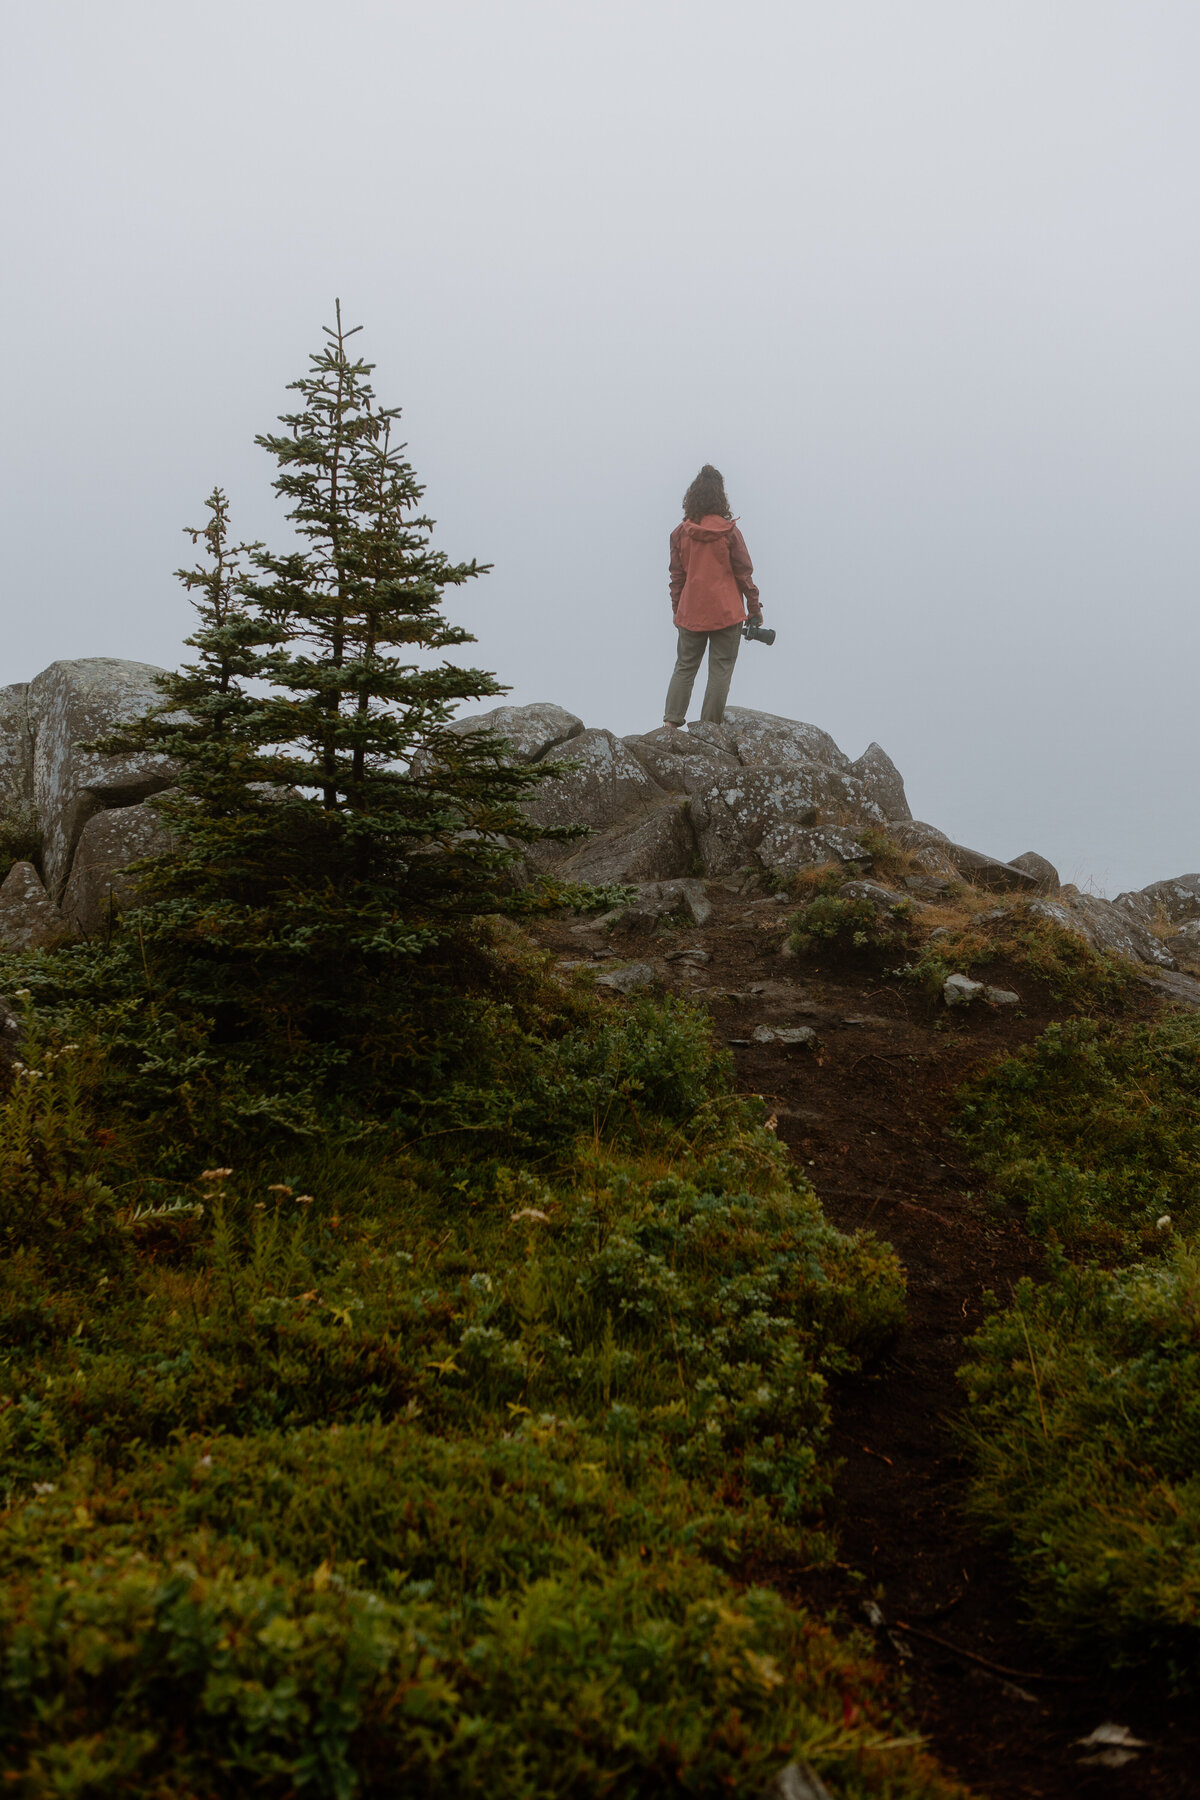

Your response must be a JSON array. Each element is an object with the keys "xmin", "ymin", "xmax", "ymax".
[{"xmin": 663, "ymin": 622, "xmax": 743, "ymax": 726}]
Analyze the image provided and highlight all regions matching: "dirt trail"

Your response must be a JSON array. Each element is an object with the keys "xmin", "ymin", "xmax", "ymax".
[{"xmin": 534, "ymin": 892, "xmax": 1200, "ymax": 1800}]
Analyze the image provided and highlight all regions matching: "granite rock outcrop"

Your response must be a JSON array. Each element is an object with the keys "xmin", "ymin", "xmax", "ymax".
[
  {"xmin": 0, "ymin": 861, "xmax": 70, "ymax": 951},
  {"xmin": 0, "ymin": 669, "xmax": 1195, "ymax": 990},
  {"xmin": 27, "ymin": 659, "xmax": 174, "ymax": 900},
  {"xmin": 61, "ymin": 802, "xmax": 173, "ymax": 937},
  {"xmin": 0, "ymin": 658, "xmax": 174, "ymax": 946}
]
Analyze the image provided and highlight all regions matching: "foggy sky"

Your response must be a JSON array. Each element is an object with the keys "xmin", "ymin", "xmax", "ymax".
[{"xmin": 3, "ymin": 0, "xmax": 1198, "ymax": 895}]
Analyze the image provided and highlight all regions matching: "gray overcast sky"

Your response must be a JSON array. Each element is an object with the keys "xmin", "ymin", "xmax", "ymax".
[{"xmin": 2, "ymin": 0, "xmax": 1197, "ymax": 894}]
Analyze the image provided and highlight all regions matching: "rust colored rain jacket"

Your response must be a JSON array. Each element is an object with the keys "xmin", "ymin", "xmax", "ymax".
[{"xmin": 669, "ymin": 514, "xmax": 761, "ymax": 632}]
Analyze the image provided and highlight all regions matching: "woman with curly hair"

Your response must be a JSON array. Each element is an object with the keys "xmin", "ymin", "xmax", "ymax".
[{"xmin": 663, "ymin": 464, "xmax": 763, "ymax": 728}]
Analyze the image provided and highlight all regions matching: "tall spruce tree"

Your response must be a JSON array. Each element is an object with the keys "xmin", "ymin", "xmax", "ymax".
[{"xmin": 112, "ymin": 306, "xmax": 577, "ymax": 1063}]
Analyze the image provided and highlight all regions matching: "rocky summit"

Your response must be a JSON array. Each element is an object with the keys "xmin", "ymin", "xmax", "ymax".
[
  {"xmin": 445, "ymin": 698, "xmax": 1200, "ymax": 993},
  {"xmin": 1, "ymin": 664, "xmax": 1198, "ymax": 994}
]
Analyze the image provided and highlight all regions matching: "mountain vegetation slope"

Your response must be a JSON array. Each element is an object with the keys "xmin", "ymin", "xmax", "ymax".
[{"xmin": 2, "ymin": 312, "xmax": 1199, "ymax": 1800}]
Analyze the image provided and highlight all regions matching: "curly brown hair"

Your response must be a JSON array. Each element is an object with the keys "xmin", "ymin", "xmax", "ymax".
[{"xmin": 682, "ymin": 464, "xmax": 731, "ymax": 522}]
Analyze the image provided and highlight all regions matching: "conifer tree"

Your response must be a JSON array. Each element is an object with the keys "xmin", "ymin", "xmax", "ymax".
[{"xmin": 112, "ymin": 306, "xmax": 576, "ymax": 1063}]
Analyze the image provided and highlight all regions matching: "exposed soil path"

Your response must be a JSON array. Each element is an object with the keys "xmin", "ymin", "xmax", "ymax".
[{"xmin": 533, "ymin": 891, "xmax": 1200, "ymax": 1800}]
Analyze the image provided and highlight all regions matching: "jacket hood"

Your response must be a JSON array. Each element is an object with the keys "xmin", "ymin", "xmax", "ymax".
[{"xmin": 681, "ymin": 514, "xmax": 737, "ymax": 542}]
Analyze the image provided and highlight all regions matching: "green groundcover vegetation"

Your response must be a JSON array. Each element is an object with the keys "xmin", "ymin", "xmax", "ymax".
[
  {"xmin": 954, "ymin": 1011, "xmax": 1200, "ymax": 1678},
  {"xmin": 0, "ymin": 936, "xmax": 970, "ymax": 1799}
]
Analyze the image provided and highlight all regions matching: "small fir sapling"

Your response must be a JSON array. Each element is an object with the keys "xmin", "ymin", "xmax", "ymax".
[{"xmin": 104, "ymin": 304, "xmax": 581, "ymax": 1053}]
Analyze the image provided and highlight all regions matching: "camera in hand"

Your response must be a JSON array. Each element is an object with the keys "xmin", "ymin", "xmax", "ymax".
[{"xmin": 743, "ymin": 618, "xmax": 775, "ymax": 647}]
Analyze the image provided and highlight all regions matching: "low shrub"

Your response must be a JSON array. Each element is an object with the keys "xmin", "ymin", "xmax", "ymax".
[
  {"xmin": 959, "ymin": 1250, "xmax": 1200, "ymax": 1674},
  {"xmin": 954, "ymin": 1012, "xmax": 1200, "ymax": 1256},
  {"xmin": 0, "ymin": 919, "xmax": 677, "ymax": 1169},
  {"xmin": 0, "ymin": 1130, "xmax": 903, "ymax": 1502},
  {"xmin": 955, "ymin": 1006, "xmax": 1200, "ymax": 1676},
  {"xmin": 0, "ymin": 1510, "xmax": 952, "ymax": 1799},
  {"xmin": 402, "ymin": 991, "xmax": 734, "ymax": 1160},
  {"xmin": 788, "ymin": 892, "xmax": 914, "ymax": 959}
]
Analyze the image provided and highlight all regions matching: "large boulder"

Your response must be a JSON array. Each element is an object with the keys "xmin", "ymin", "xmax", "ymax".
[
  {"xmin": 438, "ymin": 701, "xmax": 584, "ymax": 765},
  {"xmin": 847, "ymin": 742, "xmax": 912, "ymax": 823},
  {"xmin": 717, "ymin": 707, "xmax": 850, "ymax": 772},
  {"xmin": 621, "ymin": 726, "xmax": 739, "ymax": 796},
  {"xmin": 1115, "ymin": 873, "xmax": 1200, "ymax": 928},
  {"xmin": 524, "ymin": 729, "xmax": 667, "ymax": 840},
  {"xmin": 594, "ymin": 962, "xmax": 656, "ymax": 994},
  {"xmin": 0, "ymin": 862, "xmax": 70, "ymax": 951},
  {"xmin": 1030, "ymin": 893, "xmax": 1177, "ymax": 970},
  {"xmin": 840, "ymin": 878, "xmax": 912, "ymax": 910},
  {"xmin": 61, "ymin": 802, "xmax": 173, "ymax": 936},
  {"xmin": 1143, "ymin": 969, "xmax": 1200, "ymax": 1010},
  {"xmin": 28, "ymin": 659, "xmax": 174, "ymax": 899},
  {"xmin": 947, "ymin": 842, "xmax": 1041, "ymax": 895},
  {"xmin": 888, "ymin": 820, "xmax": 960, "ymax": 876},
  {"xmin": 551, "ymin": 799, "xmax": 696, "ymax": 884},
  {"xmin": 1010, "ymin": 851, "xmax": 1060, "ymax": 895},
  {"xmin": 612, "ymin": 878, "xmax": 712, "ymax": 925},
  {"xmin": 891, "ymin": 821, "xmax": 1038, "ymax": 893},
  {"xmin": 420, "ymin": 704, "xmax": 922, "ymax": 888},
  {"xmin": 687, "ymin": 764, "xmax": 886, "ymax": 877},
  {"xmin": 0, "ymin": 685, "xmax": 33, "ymax": 815},
  {"xmin": 1164, "ymin": 920, "xmax": 1200, "ymax": 974}
]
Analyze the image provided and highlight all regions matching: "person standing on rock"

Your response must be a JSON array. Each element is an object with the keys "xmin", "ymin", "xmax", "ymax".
[{"xmin": 664, "ymin": 464, "xmax": 763, "ymax": 728}]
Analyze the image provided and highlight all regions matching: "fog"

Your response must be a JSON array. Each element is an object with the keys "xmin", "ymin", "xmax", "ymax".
[{"xmin": 3, "ymin": 0, "xmax": 1198, "ymax": 894}]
